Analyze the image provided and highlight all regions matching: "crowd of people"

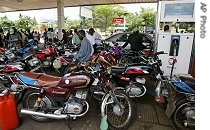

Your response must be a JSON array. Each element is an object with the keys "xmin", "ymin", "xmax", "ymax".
[
  {"xmin": 0, "ymin": 26, "xmax": 145, "ymax": 64},
  {"xmin": 0, "ymin": 27, "xmax": 41, "ymax": 48}
]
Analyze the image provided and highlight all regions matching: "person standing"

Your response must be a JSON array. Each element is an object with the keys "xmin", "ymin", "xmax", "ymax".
[
  {"xmin": 33, "ymin": 31, "xmax": 40, "ymax": 43},
  {"xmin": 86, "ymin": 28, "xmax": 101, "ymax": 54},
  {"xmin": 0, "ymin": 28, "xmax": 5, "ymax": 47},
  {"xmin": 61, "ymin": 29, "xmax": 68, "ymax": 45},
  {"xmin": 72, "ymin": 28, "xmax": 81, "ymax": 47},
  {"xmin": 7, "ymin": 27, "xmax": 22, "ymax": 49},
  {"xmin": 122, "ymin": 28, "xmax": 145, "ymax": 51},
  {"xmin": 67, "ymin": 30, "xmax": 73, "ymax": 45}
]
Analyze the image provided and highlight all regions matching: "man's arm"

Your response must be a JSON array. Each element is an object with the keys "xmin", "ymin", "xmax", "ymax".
[{"xmin": 122, "ymin": 36, "xmax": 130, "ymax": 49}]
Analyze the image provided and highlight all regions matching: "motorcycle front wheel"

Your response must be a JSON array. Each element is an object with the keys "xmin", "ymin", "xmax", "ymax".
[
  {"xmin": 172, "ymin": 98, "xmax": 195, "ymax": 130},
  {"xmin": 101, "ymin": 90, "xmax": 135, "ymax": 130},
  {"xmin": 22, "ymin": 89, "xmax": 57, "ymax": 122}
]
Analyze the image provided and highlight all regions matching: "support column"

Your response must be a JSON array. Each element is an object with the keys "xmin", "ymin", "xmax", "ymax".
[
  {"xmin": 154, "ymin": 0, "xmax": 160, "ymax": 52},
  {"xmin": 82, "ymin": 17, "xmax": 86, "ymax": 29},
  {"xmin": 57, "ymin": 0, "xmax": 64, "ymax": 40}
]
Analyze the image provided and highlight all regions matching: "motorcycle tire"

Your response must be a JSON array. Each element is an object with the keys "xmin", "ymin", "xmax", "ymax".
[
  {"xmin": 103, "ymin": 90, "xmax": 135, "ymax": 130},
  {"xmin": 171, "ymin": 98, "xmax": 195, "ymax": 130},
  {"xmin": 22, "ymin": 89, "xmax": 57, "ymax": 122}
]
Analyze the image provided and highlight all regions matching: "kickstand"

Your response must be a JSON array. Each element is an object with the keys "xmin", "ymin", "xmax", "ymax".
[{"xmin": 65, "ymin": 115, "xmax": 72, "ymax": 130}]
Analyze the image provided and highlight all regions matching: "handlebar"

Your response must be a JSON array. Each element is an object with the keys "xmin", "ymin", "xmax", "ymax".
[{"xmin": 154, "ymin": 51, "xmax": 168, "ymax": 55}]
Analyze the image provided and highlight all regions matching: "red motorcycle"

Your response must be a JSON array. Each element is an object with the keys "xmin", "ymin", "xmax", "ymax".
[
  {"xmin": 0, "ymin": 61, "xmax": 135, "ymax": 130},
  {"xmin": 92, "ymin": 52, "xmax": 167, "ymax": 98},
  {"xmin": 36, "ymin": 43, "xmax": 73, "ymax": 75}
]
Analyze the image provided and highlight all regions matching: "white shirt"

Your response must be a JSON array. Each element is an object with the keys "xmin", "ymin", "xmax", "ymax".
[
  {"xmin": 86, "ymin": 33, "xmax": 95, "ymax": 46},
  {"xmin": 93, "ymin": 32, "xmax": 102, "ymax": 45},
  {"xmin": 85, "ymin": 34, "xmax": 94, "ymax": 55}
]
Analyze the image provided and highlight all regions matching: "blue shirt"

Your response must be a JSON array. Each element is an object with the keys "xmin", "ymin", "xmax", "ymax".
[{"xmin": 74, "ymin": 37, "xmax": 93, "ymax": 63}]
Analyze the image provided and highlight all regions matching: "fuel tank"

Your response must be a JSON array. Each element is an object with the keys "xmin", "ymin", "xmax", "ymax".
[
  {"xmin": 124, "ymin": 65, "xmax": 150, "ymax": 76},
  {"xmin": 59, "ymin": 73, "xmax": 91, "ymax": 89}
]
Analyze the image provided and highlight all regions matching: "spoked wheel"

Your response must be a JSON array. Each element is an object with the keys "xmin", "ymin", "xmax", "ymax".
[
  {"xmin": 22, "ymin": 89, "xmax": 57, "ymax": 122},
  {"xmin": 103, "ymin": 90, "xmax": 135, "ymax": 130},
  {"xmin": 172, "ymin": 99, "xmax": 195, "ymax": 130}
]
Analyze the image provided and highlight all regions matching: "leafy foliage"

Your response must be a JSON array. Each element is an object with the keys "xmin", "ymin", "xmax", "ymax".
[
  {"xmin": 0, "ymin": 16, "xmax": 15, "ymax": 30},
  {"xmin": 92, "ymin": 5, "xmax": 127, "ymax": 31},
  {"xmin": 64, "ymin": 17, "xmax": 81, "ymax": 30},
  {"xmin": 15, "ymin": 14, "xmax": 37, "ymax": 31}
]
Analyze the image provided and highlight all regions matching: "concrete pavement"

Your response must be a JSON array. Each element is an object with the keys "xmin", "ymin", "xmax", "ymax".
[{"xmin": 15, "ymin": 95, "xmax": 175, "ymax": 130}]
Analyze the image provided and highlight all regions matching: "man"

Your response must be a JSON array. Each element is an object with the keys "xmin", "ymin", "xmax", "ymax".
[
  {"xmin": 72, "ymin": 28, "xmax": 81, "ymax": 47},
  {"xmin": 0, "ymin": 28, "xmax": 5, "ymax": 47},
  {"xmin": 73, "ymin": 29, "xmax": 93, "ymax": 63},
  {"xmin": 61, "ymin": 29, "xmax": 68, "ymax": 45},
  {"xmin": 86, "ymin": 28, "xmax": 101, "ymax": 53},
  {"xmin": 8, "ymin": 27, "xmax": 22, "ymax": 48},
  {"xmin": 122, "ymin": 28, "xmax": 145, "ymax": 51}
]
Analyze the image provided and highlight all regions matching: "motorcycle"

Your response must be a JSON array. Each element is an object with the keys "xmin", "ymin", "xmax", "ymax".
[
  {"xmin": 36, "ymin": 42, "xmax": 72, "ymax": 75},
  {"xmin": 16, "ymin": 39, "xmax": 38, "ymax": 57},
  {"xmin": 154, "ymin": 57, "xmax": 195, "ymax": 130},
  {"xmin": 92, "ymin": 51, "xmax": 166, "ymax": 98},
  {"xmin": 62, "ymin": 45, "xmax": 118, "ymax": 76},
  {"xmin": 1, "ymin": 58, "xmax": 135, "ymax": 130}
]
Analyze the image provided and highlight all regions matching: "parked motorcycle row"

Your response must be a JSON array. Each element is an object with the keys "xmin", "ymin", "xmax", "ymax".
[{"xmin": 0, "ymin": 40, "xmax": 195, "ymax": 130}]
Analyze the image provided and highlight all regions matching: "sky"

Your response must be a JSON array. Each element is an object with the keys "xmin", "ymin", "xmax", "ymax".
[{"xmin": 0, "ymin": 3, "xmax": 157, "ymax": 23}]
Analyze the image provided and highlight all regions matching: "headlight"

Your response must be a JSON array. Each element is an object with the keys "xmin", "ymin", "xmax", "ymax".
[{"xmin": 28, "ymin": 57, "xmax": 39, "ymax": 66}]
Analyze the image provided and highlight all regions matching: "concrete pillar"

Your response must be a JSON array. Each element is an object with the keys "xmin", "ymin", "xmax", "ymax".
[
  {"xmin": 57, "ymin": 0, "xmax": 64, "ymax": 40},
  {"xmin": 82, "ymin": 17, "xmax": 86, "ymax": 29},
  {"xmin": 154, "ymin": 0, "xmax": 160, "ymax": 52}
]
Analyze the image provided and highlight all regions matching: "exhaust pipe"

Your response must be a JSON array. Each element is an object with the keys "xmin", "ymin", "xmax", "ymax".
[
  {"xmin": 94, "ymin": 91, "xmax": 105, "ymax": 95},
  {"xmin": 21, "ymin": 109, "xmax": 67, "ymax": 119}
]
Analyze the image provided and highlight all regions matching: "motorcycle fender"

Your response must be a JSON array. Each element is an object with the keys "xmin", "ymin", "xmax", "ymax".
[
  {"xmin": 101, "ymin": 92, "xmax": 111, "ymax": 117},
  {"xmin": 165, "ymin": 95, "xmax": 184, "ymax": 118}
]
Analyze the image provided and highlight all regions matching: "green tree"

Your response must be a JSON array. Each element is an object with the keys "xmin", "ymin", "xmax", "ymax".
[
  {"xmin": 139, "ymin": 7, "xmax": 156, "ymax": 31},
  {"xmin": 126, "ymin": 12, "xmax": 141, "ymax": 31},
  {"xmin": 0, "ymin": 16, "xmax": 15, "ymax": 31},
  {"xmin": 64, "ymin": 17, "xmax": 81, "ymax": 30},
  {"xmin": 126, "ymin": 7, "xmax": 156, "ymax": 32},
  {"xmin": 15, "ymin": 14, "xmax": 37, "ymax": 31},
  {"xmin": 92, "ymin": 5, "xmax": 126, "ymax": 31}
]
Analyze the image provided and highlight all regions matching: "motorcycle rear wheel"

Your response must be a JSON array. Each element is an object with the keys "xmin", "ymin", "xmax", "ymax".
[
  {"xmin": 22, "ymin": 89, "xmax": 57, "ymax": 122},
  {"xmin": 172, "ymin": 98, "xmax": 195, "ymax": 130},
  {"xmin": 103, "ymin": 90, "xmax": 135, "ymax": 130}
]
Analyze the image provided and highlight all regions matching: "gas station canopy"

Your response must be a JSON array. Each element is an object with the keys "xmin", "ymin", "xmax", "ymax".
[{"xmin": 0, "ymin": 0, "xmax": 157, "ymax": 13}]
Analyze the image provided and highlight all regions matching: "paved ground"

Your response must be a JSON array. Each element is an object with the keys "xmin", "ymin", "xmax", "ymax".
[{"xmin": 14, "ymin": 94, "xmax": 175, "ymax": 130}]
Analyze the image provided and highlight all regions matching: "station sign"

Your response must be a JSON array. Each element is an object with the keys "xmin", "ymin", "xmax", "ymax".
[{"xmin": 112, "ymin": 18, "xmax": 124, "ymax": 23}]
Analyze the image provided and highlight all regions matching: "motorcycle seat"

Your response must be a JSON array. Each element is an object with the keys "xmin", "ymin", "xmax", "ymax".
[
  {"xmin": 22, "ymin": 72, "xmax": 43, "ymax": 79},
  {"xmin": 111, "ymin": 66, "xmax": 126, "ymax": 75},
  {"xmin": 179, "ymin": 76, "xmax": 195, "ymax": 91},
  {"xmin": 37, "ymin": 74, "xmax": 62, "ymax": 87}
]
